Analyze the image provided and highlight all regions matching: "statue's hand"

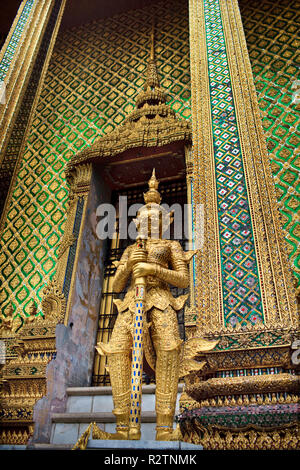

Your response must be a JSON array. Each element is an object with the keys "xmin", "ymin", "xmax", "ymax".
[
  {"xmin": 132, "ymin": 262, "xmax": 155, "ymax": 279},
  {"xmin": 127, "ymin": 247, "xmax": 147, "ymax": 270}
]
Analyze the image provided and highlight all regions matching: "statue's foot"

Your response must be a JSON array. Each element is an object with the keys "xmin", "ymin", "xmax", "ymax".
[
  {"xmin": 72, "ymin": 422, "xmax": 129, "ymax": 449},
  {"xmin": 128, "ymin": 428, "xmax": 141, "ymax": 440},
  {"xmin": 115, "ymin": 429, "xmax": 129, "ymax": 440},
  {"xmin": 156, "ymin": 424, "xmax": 183, "ymax": 441},
  {"xmin": 156, "ymin": 428, "xmax": 173, "ymax": 441},
  {"xmin": 92, "ymin": 423, "xmax": 129, "ymax": 440}
]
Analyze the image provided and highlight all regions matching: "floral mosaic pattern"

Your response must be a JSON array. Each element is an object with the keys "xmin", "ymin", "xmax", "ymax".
[
  {"xmin": 240, "ymin": 0, "xmax": 300, "ymax": 287},
  {"xmin": 204, "ymin": 0, "xmax": 264, "ymax": 326}
]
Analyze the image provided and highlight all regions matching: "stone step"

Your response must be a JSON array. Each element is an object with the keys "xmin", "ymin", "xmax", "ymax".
[
  {"xmin": 87, "ymin": 439, "xmax": 202, "ymax": 451},
  {"xmin": 27, "ymin": 441, "xmax": 202, "ymax": 451},
  {"xmin": 50, "ymin": 421, "xmax": 163, "ymax": 445},
  {"xmin": 0, "ymin": 445, "xmax": 27, "ymax": 450},
  {"xmin": 67, "ymin": 384, "xmax": 177, "ymax": 395},
  {"xmin": 50, "ymin": 384, "xmax": 184, "ymax": 445},
  {"xmin": 27, "ymin": 443, "xmax": 73, "ymax": 450},
  {"xmin": 65, "ymin": 384, "xmax": 183, "ymax": 414},
  {"xmin": 50, "ymin": 411, "xmax": 175, "ymax": 444},
  {"xmin": 52, "ymin": 410, "xmax": 157, "ymax": 423}
]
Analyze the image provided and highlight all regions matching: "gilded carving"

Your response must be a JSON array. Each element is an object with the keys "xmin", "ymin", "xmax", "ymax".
[
  {"xmin": 0, "ymin": 428, "xmax": 33, "ymax": 446},
  {"xmin": 41, "ymin": 275, "xmax": 66, "ymax": 323},
  {"xmin": 186, "ymin": 373, "xmax": 299, "ymax": 401},
  {"xmin": 199, "ymin": 323, "xmax": 298, "ymax": 353},
  {"xmin": 200, "ymin": 347, "xmax": 292, "ymax": 371},
  {"xmin": 180, "ymin": 392, "xmax": 299, "ymax": 412},
  {"xmin": 67, "ymin": 163, "xmax": 92, "ymax": 198},
  {"xmin": 57, "ymin": 233, "xmax": 76, "ymax": 259},
  {"xmin": 180, "ymin": 422, "xmax": 300, "ymax": 450},
  {"xmin": 0, "ymin": 322, "xmax": 54, "ymax": 445},
  {"xmin": 0, "ymin": 304, "xmax": 14, "ymax": 332}
]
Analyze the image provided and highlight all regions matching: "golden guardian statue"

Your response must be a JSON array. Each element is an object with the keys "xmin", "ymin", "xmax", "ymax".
[{"xmin": 94, "ymin": 169, "xmax": 217, "ymax": 442}]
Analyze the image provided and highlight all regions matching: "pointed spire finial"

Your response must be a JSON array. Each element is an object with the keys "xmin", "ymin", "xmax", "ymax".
[
  {"xmin": 143, "ymin": 168, "xmax": 161, "ymax": 204},
  {"xmin": 148, "ymin": 168, "xmax": 159, "ymax": 190},
  {"xmin": 128, "ymin": 14, "xmax": 170, "ymax": 115},
  {"xmin": 144, "ymin": 16, "xmax": 160, "ymax": 91},
  {"xmin": 150, "ymin": 17, "xmax": 155, "ymax": 61}
]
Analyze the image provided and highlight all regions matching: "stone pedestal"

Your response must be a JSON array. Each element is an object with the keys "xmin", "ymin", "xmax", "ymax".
[
  {"xmin": 44, "ymin": 384, "xmax": 184, "ymax": 446},
  {"xmin": 87, "ymin": 439, "xmax": 202, "ymax": 450}
]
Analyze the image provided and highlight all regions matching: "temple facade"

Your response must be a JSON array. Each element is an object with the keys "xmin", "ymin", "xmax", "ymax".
[{"xmin": 0, "ymin": 0, "xmax": 299, "ymax": 449}]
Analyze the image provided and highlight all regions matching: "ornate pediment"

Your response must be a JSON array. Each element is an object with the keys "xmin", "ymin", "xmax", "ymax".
[{"xmin": 66, "ymin": 56, "xmax": 191, "ymax": 182}]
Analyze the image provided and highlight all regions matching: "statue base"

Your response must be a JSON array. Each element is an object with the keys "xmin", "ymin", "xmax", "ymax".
[
  {"xmin": 86, "ymin": 439, "xmax": 203, "ymax": 450},
  {"xmin": 72, "ymin": 422, "xmax": 203, "ymax": 450}
]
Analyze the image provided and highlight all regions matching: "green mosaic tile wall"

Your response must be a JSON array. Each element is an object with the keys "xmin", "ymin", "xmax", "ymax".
[
  {"xmin": 240, "ymin": 0, "xmax": 300, "ymax": 287},
  {"xmin": 0, "ymin": 0, "xmax": 191, "ymax": 319},
  {"xmin": 0, "ymin": 0, "xmax": 298, "ymax": 323}
]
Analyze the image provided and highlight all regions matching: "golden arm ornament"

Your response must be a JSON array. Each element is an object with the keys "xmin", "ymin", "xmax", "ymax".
[{"xmin": 153, "ymin": 242, "xmax": 190, "ymax": 288}]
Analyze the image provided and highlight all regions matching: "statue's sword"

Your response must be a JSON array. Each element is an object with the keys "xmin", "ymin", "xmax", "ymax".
[{"xmin": 129, "ymin": 238, "xmax": 147, "ymax": 440}]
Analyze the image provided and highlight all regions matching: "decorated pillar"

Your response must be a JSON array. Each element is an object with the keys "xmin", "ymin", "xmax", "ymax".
[
  {"xmin": 0, "ymin": 0, "xmax": 66, "ymax": 217},
  {"xmin": 178, "ymin": 0, "xmax": 299, "ymax": 449}
]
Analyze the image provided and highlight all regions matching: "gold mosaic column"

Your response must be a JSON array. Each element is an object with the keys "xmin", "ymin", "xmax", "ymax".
[
  {"xmin": 0, "ymin": 1, "xmax": 51, "ymax": 156},
  {"xmin": 0, "ymin": 0, "xmax": 66, "ymax": 218},
  {"xmin": 189, "ymin": 0, "xmax": 298, "ymax": 335},
  {"xmin": 180, "ymin": 0, "xmax": 299, "ymax": 450}
]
